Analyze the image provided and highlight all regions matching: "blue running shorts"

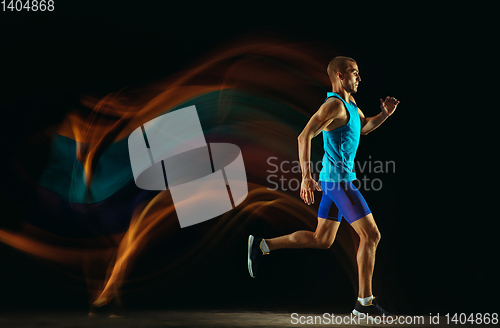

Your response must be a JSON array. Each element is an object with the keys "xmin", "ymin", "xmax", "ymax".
[{"xmin": 318, "ymin": 181, "xmax": 371, "ymax": 224}]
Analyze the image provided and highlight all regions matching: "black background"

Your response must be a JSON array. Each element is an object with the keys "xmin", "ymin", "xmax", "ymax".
[{"xmin": 0, "ymin": 0, "xmax": 495, "ymax": 317}]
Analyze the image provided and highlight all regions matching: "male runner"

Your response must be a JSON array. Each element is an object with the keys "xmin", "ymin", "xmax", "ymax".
[{"xmin": 248, "ymin": 56, "xmax": 399, "ymax": 317}]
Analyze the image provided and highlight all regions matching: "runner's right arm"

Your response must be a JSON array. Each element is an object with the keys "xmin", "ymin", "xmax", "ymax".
[{"xmin": 297, "ymin": 99, "xmax": 343, "ymax": 205}]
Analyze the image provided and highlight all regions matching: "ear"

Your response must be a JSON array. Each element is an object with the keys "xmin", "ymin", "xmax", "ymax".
[{"xmin": 336, "ymin": 71, "xmax": 343, "ymax": 80}]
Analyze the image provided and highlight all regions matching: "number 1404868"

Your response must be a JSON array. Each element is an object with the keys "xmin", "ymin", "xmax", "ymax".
[
  {"xmin": 2, "ymin": 0, "xmax": 54, "ymax": 11},
  {"xmin": 445, "ymin": 313, "xmax": 498, "ymax": 325}
]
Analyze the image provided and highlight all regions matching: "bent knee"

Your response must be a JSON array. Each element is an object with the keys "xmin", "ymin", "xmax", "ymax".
[
  {"xmin": 313, "ymin": 234, "xmax": 335, "ymax": 249},
  {"xmin": 317, "ymin": 239, "xmax": 334, "ymax": 249}
]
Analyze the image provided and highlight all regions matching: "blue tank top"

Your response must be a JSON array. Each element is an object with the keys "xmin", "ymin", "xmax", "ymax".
[{"xmin": 319, "ymin": 92, "xmax": 361, "ymax": 182}]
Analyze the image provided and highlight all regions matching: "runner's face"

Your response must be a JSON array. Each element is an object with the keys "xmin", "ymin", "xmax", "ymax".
[{"xmin": 342, "ymin": 62, "xmax": 361, "ymax": 94}]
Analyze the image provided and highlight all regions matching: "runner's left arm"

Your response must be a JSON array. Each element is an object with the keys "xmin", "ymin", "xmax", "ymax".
[{"xmin": 357, "ymin": 96, "xmax": 399, "ymax": 135}]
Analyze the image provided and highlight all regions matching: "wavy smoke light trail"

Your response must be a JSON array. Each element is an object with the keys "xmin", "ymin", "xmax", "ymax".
[{"xmin": 0, "ymin": 36, "xmax": 360, "ymax": 305}]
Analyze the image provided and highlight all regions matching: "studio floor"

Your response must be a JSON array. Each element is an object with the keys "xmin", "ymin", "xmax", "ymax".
[{"xmin": 0, "ymin": 310, "xmax": 492, "ymax": 327}]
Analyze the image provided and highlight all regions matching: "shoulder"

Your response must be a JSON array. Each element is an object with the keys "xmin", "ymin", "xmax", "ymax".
[
  {"xmin": 319, "ymin": 97, "xmax": 345, "ymax": 119},
  {"xmin": 323, "ymin": 97, "xmax": 344, "ymax": 110}
]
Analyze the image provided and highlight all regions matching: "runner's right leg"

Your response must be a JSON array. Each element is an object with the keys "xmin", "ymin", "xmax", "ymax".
[
  {"xmin": 247, "ymin": 218, "xmax": 339, "ymax": 278},
  {"xmin": 248, "ymin": 180, "xmax": 340, "ymax": 277},
  {"xmin": 265, "ymin": 181, "xmax": 341, "ymax": 251},
  {"xmin": 265, "ymin": 218, "xmax": 340, "ymax": 251}
]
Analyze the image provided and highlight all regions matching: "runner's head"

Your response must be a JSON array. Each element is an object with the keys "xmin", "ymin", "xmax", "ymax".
[{"xmin": 327, "ymin": 56, "xmax": 360, "ymax": 94}]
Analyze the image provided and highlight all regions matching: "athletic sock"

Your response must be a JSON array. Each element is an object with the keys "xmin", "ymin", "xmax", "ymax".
[
  {"xmin": 358, "ymin": 295, "xmax": 374, "ymax": 306},
  {"xmin": 260, "ymin": 239, "xmax": 270, "ymax": 254}
]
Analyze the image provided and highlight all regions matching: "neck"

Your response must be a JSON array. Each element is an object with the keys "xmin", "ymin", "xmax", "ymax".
[{"xmin": 331, "ymin": 83, "xmax": 350, "ymax": 102}]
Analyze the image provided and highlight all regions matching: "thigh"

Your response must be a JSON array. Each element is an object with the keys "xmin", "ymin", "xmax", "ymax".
[
  {"xmin": 315, "ymin": 217, "xmax": 341, "ymax": 244},
  {"xmin": 318, "ymin": 181, "xmax": 341, "ymax": 222},
  {"xmin": 325, "ymin": 181, "xmax": 371, "ymax": 225},
  {"xmin": 350, "ymin": 212, "xmax": 376, "ymax": 229},
  {"xmin": 350, "ymin": 212, "xmax": 379, "ymax": 239}
]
